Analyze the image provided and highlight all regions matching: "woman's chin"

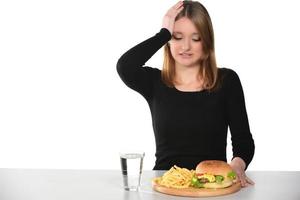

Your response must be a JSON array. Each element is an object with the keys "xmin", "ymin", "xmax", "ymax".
[{"xmin": 175, "ymin": 60, "xmax": 199, "ymax": 68}]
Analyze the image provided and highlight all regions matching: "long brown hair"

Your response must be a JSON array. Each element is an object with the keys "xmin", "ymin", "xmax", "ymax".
[{"xmin": 162, "ymin": 0, "xmax": 219, "ymax": 91}]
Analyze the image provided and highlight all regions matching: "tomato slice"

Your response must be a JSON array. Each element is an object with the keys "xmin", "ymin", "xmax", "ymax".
[{"xmin": 196, "ymin": 173, "xmax": 203, "ymax": 177}]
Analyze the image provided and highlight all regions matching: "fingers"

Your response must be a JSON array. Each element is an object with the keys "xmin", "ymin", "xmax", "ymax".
[
  {"xmin": 162, "ymin": 1, "xmax": 184, "ymax": 34},
  {"xmin": 239, "ymin": 174, "xmax": 247, "ymax": 187},
  {"xmin": 177, "ymin": 6, "xmax": 184, "ymax": 14},
  {"xmin": 238, "ymin": 173, "xmax": 255, "ymax": 187},
  {"xmin": 173, "ymin": 1, "xmax": 183, "ymax": 9},
  {"xmin": 229, "ymin": 160, "xmax": 254, "ymax": 188},
  {"xmin": 246, "ymin": 176, "xmax": 255, "ymax": 185},
  {"xmin": 170, "ymin": 1, "xmax": 184, "ymax": 13},
  {"xmin": 176, "ymin": 1, "xmax": 184, "ymax": 10}
]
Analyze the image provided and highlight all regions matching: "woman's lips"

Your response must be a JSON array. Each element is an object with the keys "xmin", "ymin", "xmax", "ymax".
[{"xmin": 180, "ymin": 53, "xmax": 193, "ymax": 58}]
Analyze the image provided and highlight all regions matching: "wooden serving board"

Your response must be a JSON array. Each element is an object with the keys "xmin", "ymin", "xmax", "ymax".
[{"xmin": 152, "ymin": 179, "xmax": 241, "ymax": 197}]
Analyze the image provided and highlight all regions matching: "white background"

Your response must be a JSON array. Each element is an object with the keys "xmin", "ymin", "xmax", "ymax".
[{"xmin": 1, "ymin": 0, "xmax": 299, "ymax": 171}]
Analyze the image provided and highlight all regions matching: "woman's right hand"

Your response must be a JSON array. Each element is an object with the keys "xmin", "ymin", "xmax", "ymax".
[{"xmin": 162, "ymin": 1, "xmax": 184, "ymax": 35}]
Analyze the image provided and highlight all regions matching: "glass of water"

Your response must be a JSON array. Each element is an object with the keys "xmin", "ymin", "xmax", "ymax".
[{"xmin": 120, "ymin": 151, "xmax": 145, "ymax": 191}]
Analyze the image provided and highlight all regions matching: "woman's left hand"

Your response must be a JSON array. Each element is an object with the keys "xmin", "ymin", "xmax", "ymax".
[{"xmin": 229, "ymin": 157, "xmax": 255, "ymax": 187}]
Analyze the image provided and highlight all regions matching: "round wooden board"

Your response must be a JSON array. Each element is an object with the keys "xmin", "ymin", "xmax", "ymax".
[{"xmin": 152, "ymin": 179, "xmax": 241, "ymax": 197}]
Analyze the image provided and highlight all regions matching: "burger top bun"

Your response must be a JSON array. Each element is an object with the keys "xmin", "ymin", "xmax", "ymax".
[{"xmin": 196, "ymin": 160, "xmax": 233, "ymax": 180}]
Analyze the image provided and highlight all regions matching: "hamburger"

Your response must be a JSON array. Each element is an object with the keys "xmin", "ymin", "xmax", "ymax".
[{"xmin": 191, "ymin": 160, "xmax": 237, "ymax": 189}]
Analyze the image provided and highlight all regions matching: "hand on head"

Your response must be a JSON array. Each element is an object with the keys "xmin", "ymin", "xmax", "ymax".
[{"xmin": 162, "ymin": 1, "xmax": 184, "ymax": 35}]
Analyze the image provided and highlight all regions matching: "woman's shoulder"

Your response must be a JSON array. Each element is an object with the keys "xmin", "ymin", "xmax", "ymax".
[
  {"xmin": 218, "ymin": 67, "xmax": 240, "ymax": 81},
  {"xmin": 218, "ymin": 67, "xmax": 238, "ymax": 76},
  {"xmin": 217, "ymin": 67, "xmax": 242, "ymax": 89}
]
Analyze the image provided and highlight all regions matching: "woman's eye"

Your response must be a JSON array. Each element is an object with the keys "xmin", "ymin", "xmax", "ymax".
[
  {"xmin": 193, "ymin": 38, "xmax": 201, "ymax": 41},
  {"xmin": 173, "ymin": 36, "xmax": 182, "ymax": 40},
  {"xmin": 172, "ymin": 36, "xmax": 201, "ymax": 42}
]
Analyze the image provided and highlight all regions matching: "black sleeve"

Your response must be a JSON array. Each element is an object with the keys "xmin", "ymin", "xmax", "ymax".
[
  {"xmin": 116, "ymin": 28, "xmax": 172, "ymax": 100},
  {"xmin": 224, "ymin": 69, "xmax": 255, "ymax": 170}
]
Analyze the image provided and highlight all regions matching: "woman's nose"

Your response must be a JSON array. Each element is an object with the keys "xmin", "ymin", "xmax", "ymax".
[{"xmin": 181, "ymin": 39, "xmax": 191, "ymax": 51}]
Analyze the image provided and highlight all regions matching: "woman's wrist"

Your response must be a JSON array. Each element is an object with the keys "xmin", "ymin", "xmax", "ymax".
[{"xmin": 231, "ymin": 157, "xmax": 246, "ymax": 170}]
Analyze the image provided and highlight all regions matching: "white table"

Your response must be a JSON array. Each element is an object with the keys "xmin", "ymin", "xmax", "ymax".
[{"xmin": 0, "ymin": 169, "xmax": 299, "ymax": 200}]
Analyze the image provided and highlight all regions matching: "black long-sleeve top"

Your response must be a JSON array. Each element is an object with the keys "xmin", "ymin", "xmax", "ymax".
[{"xmin": 116, "ymin": 28, "xmax": 255, "ymax": 170}]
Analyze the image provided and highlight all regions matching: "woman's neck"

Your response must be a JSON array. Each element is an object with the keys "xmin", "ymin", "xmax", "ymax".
[{"xmin": 174, "ymin": 64, "xmax": 202, "ymax": 85}]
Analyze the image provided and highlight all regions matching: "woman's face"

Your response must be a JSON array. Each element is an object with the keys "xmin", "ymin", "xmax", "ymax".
[{"xmin": 169, "ymin": 17, "xmax": 203, "ymax": 68}]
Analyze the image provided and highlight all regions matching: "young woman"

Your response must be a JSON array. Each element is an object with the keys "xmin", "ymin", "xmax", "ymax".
[{"xmin": 117, "ymin": 0, "xmax": 255, "ymax": 187}]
